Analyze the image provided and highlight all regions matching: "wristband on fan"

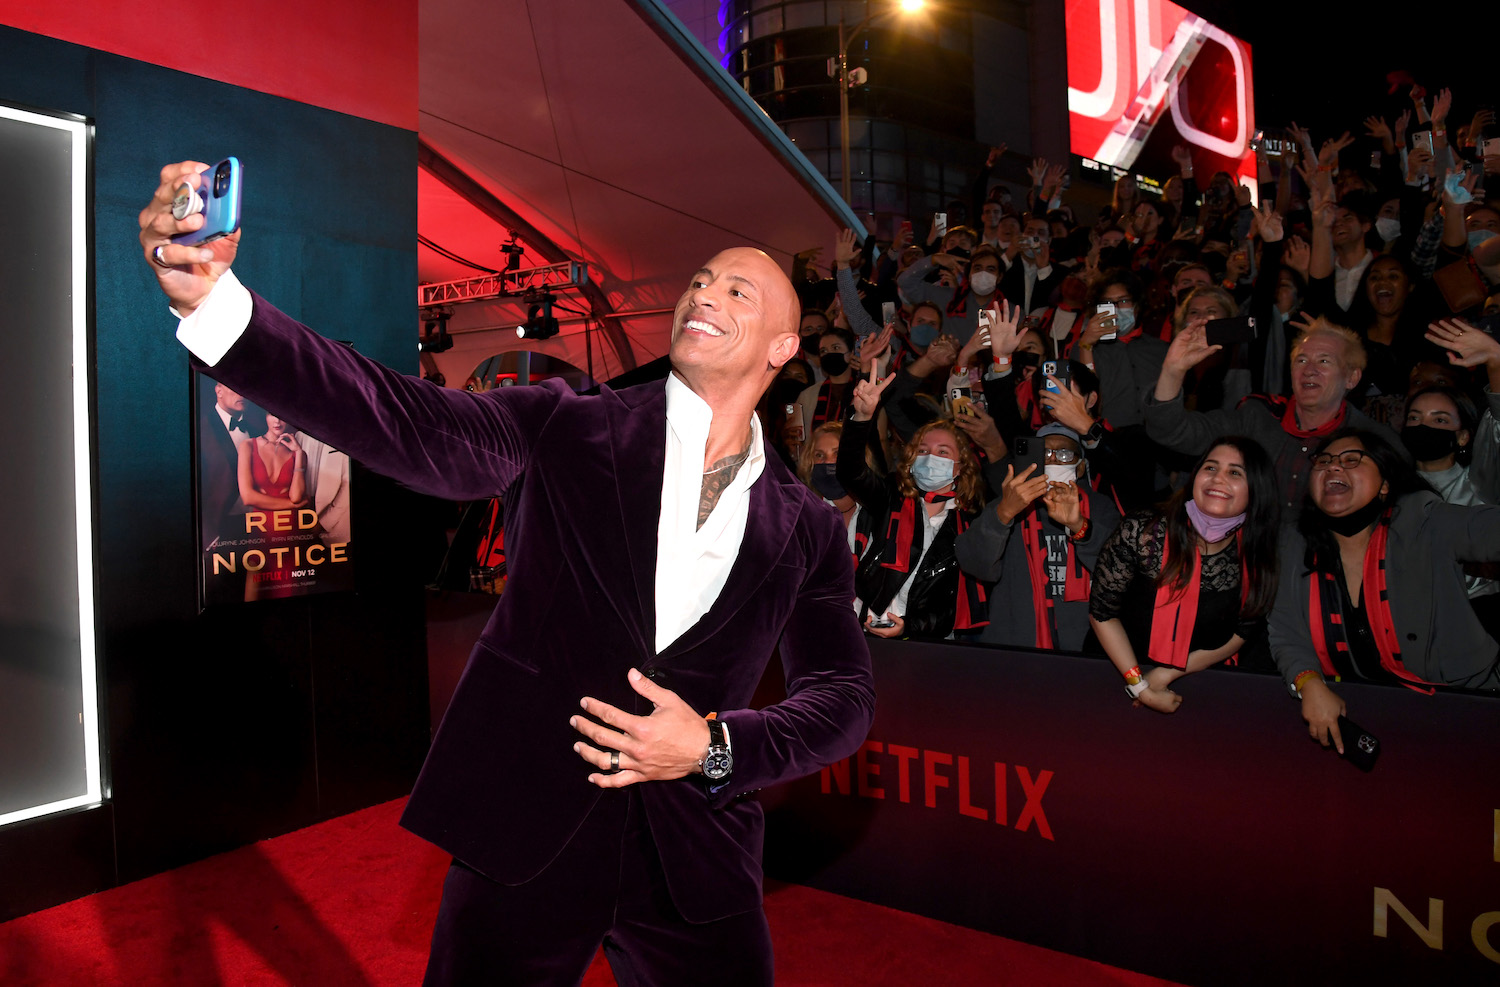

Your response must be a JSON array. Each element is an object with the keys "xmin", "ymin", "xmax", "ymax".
[
  {"xmin": 1292, "ymin": 670, "xmax": 1322, "ymax": 697},
  {"xmin": 1122, "ymin": 665, "xmax": 1149, "ymax": 699}
]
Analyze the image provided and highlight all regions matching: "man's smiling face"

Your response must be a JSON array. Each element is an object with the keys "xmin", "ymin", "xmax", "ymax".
[{"xmin": 670, "ymin": 247, "xmax": 799, "ymax": 387}]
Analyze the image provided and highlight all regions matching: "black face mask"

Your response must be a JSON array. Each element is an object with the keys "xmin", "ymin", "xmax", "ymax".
[
  {"xmin": 769, "ymin": 378, "xmax": 806, "ymax": 409},
  {"xmin": 811, "ymin": 463, "xmax": 846, "ymax": 500},
  {"xmin": 1401, "ymin": 423, "xmax": 1458, "ymax": 462},
  {"xmin": 1098, "ymin": 244, "xmax": 1132, "ymax": 270},
  {"xmin": 1321, "ymin": 495, "xmax": 1386, "ymax": 537},
  {"xmin": 947, "ymin": 246, "xmax": 971, "ymax": 261},
  {"xmin": 819, "ymin": 353, "xmax": 849, "ymax": 377},
  {"xmin": 1012, "ymin": 351, "xmax": 1041, "ymax": 371}
]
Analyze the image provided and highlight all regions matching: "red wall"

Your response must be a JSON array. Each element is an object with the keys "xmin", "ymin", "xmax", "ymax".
[{"xmin": 0, "ymin": 0, "xmax": 416, "ymax": 130}]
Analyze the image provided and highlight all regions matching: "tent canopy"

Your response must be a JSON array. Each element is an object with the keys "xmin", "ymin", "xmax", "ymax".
[{"xmin": 418, "ymin": 0, "xmax": 863, "ymax": 385}]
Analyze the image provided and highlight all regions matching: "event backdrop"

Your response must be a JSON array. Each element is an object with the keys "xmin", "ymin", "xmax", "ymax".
[{"xmin": 763, "ymin": 641, "xmax": 1500, "ymax": 985}]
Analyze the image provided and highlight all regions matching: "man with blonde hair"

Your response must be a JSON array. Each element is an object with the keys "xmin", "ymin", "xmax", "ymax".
[{"xmin": 1144, "ymin": 316, "xmax": 1402, "ymax": 513}]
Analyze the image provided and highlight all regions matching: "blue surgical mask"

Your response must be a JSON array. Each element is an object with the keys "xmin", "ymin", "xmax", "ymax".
[
  {"xmin": 1113, "ymin": 307, "xmax": 1136, "ymax": 335},
  {"xmin": 1469, "ymin": 229, "xmax": 1497, "ymax": 252},
  {"xmin": 1375, "ymin": 217, "xmax": 1402, "ymax": 242},
  {"xmin": 910, "ymin": 323, "xmax": 939, "ymax": 347},
  {"xmin": 909, "ymin": 454, "xmax": 956, "ymax": 492}
]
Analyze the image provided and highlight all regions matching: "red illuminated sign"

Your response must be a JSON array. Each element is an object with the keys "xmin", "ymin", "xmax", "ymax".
[{"xmin": 1066, "ymin": 0, "xmax": 1256, "ymax": 183}]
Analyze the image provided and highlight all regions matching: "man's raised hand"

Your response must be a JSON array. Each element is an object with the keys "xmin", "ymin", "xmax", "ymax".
[
  {"xmin": 139, "ymin": 161, "xmax": 240, "ymax": 316},
  {"xmin": 572, "ymin": 669, "xmax": 713, "ymax": 788}
]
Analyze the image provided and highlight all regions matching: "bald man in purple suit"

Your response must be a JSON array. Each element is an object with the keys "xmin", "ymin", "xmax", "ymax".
[{"xmin": 142, "ymin": 161, "xmax": 874, "ymax": 985}]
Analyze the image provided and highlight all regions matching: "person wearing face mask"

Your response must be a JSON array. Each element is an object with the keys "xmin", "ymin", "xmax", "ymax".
[
  {"xmin": 1028, "ymin": 274, "xmax": 1090, "ymax": 356},
  {"xmin": 761, "ymin": 357, "xmax": 814, "ymax": 469},
  {"xmin": 1089, "ymin": 438, "xmax": 1281, "ymax": 713},
  {"xmin": 1417, "ymin": 320, "xmax": 1500, "ymax": 631},
  {"xmin": 998, "ymin": 215, "xmax": 1065, "ymax": 315},
  {"xmin": 1272, "ymin": 430, "xmax": 1500, "ymax": 756},
  {"xmin": 794, "ymin": 327, "xmax": 857, "ymax": 437},
  {"xmin": 798, "ymin": 422, "xmax": 879, "ymax": 587},
  {"xmin": 873, "ymin": 312, "xmax": 967, "ymax": 449},
  {"xmin": 955, "ymin": 424, "xmax": 1120, "ymax": 652},
  {"xmin": 797, "ymin": 309, "xmax": 831, "ymax": 382},
  {"xmin": 899, "ymin": 243, "xmax": 1005, "ymax": 345},
  {"xmin": 1069, "ymin": 272, "xmax": 1165, "ymax": 430},
  {"xmin": 839, "ymin": 369, "xmax": 990, "ymax": 640}
]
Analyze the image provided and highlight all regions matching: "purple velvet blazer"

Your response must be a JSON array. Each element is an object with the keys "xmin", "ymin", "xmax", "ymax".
[{"xmin": 204, "ymin": 293, "xmax": 876, "ymax": 922}]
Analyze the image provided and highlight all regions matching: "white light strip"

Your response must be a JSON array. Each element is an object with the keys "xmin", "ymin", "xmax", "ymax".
[{"xmin": 0, "ymin": 103, "xmax": 101, "ymax": 830}]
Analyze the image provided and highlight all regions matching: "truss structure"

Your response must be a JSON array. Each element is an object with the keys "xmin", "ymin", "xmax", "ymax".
[{"xmin": 418, "ymin": 260, "xmax": 589, "ymax": 309}]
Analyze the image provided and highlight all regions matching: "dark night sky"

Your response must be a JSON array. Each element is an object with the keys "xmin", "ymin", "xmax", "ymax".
[{"xmin": 1180, "ymin": 0, "xmax": 1493, "ymax": 141}]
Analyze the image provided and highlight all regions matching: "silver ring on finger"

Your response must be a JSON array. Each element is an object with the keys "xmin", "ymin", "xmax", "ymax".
[
  {"xmin": 609, "ymin": 750, "xmax": 620, "ymax": 773},
  {"xmin": 152, "ymin": 245, "xmax": 170, "ymax": 268}
]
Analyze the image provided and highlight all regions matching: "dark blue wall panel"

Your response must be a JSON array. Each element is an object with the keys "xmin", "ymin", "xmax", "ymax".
[{"xmin": 0, "ymin": 25, "xmax": 428, "ymax": 919}]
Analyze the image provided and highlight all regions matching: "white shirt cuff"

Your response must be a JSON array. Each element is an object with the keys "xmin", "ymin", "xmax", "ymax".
[{"xmin": 173, "ymin": 269, "xmax": 253, "ymax": 367}]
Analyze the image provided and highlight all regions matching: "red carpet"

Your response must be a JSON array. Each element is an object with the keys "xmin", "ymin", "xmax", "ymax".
[{"xmin": 0, "ymin": 799, "xmax": 1182, "ymax": 986}]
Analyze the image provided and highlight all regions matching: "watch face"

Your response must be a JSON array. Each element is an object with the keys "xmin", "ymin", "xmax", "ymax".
[{"xmin": 703, "ymin": 749, "xmax": 733, "ymax": 781}]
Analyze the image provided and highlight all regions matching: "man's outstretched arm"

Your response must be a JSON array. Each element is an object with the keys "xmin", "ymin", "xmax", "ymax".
[{"xmin": 141, "ymin": 160, "xmax": 560, "ymax": 502}]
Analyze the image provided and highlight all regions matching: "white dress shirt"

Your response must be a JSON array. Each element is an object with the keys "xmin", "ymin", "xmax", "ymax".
[
  {"xmin": 214, "ymin": 402, "xmax": 252, "ymax": 449},
  {"xmin": 173, "ymin": 271, "xmax": 763, "ymax": 656},
  {"xmin": 655, "ymin": 373, "xmax": 764, "ymax": 653}
]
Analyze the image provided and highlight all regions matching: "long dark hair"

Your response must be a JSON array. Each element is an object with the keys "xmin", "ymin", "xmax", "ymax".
[
  {"xmin": 1297, "ymin": 428, "xmax": 1421, "ymax": 573},
  {"xmin": 1158, "ymin": 436, "xmax": 1280, "ymax": 619},
  {"xmin": 1405, "ymin": 384, "xmax": 1480, "ymax": 467}
]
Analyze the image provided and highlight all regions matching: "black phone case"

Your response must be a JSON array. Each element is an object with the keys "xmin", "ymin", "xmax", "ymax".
[
  {"xmin": 1012, "ymin": 437, "xmax": 1048, "ymax": 479},
  {"xmin": 1205, "ymin": 314, "xmax": 1256, "ymax": 347},
  {"xmin": 1337, "ymin": 715, "xmax": 1380, "ymax": 772}
]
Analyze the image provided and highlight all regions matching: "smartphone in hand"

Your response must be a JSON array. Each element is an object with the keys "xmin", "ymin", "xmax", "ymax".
[
  {"xmin": 1336, "ymin": 715, "xmax": 1380, "ymax": 772},
  {"xmin": 1205, "ymin": 314, "xmax": 1257, "ymax": 347},
  {"xmin": 1012, "ymin": 436, "xmax": 1048, "ymax": 478},
  {"xmin": 1096, "ymin": 301, "xmax": 1118, "ymax": 342},
  {"xmin": 171, "ymin": 157, "xmax": 242, "ymax": 247},
  {"xmin": 1040, "ymin": 359, "xmax": 1071, "ymax": 394}
]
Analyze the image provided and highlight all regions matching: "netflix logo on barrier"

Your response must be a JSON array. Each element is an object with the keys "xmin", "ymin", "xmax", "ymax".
[
  {"xmin": 819, "ymin": 740, "xmax": 1055, "ymax": 841},
  {"xmin": 1065, "ymin": 0, "xmax": 1255, "ymax": 183}
]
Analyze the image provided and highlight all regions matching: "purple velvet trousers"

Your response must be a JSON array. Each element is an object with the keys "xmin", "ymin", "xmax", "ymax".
[{"xmin": 421, "ymin": 789, "xmax": 774, "ymax": 986}]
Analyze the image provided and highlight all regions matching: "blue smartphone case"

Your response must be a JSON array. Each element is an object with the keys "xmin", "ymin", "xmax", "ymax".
[{"xmin": 171, "ymin": 157, "xmax": 241, "ymax": 246}]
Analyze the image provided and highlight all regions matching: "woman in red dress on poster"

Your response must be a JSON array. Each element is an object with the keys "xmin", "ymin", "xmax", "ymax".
[{"xmin": 237, "ymin": 413, "xmax": 308, "ymax": 600}]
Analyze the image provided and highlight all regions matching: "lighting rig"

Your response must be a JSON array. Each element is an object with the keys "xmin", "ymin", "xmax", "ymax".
[
  {"xmin": 418, "ymin": 307, "xmax": 454, "ymax": 353},
  {"xmin": 417, "ymin": 233, "xmax": 591, "ymax": 346}
]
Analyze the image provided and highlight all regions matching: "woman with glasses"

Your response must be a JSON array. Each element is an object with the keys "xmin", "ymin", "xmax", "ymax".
[
  {"xmin": 1088, "ymin": 436, "xmax": 1281, "ymax": 713},
  {"xmin": 955, "ymin": 423, "xmax": 1121, "ymax": 652},
  {"xmin": 1271, "ymin": 429, "xmax": 1500, "ymax": 752}
]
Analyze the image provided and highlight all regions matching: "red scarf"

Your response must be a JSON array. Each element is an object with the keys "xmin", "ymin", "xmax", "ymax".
[
  {"xmin": 1015, "ymin": 377, "xmax": 1047, "ymax": 430},
  {"xmin": 879, "ymin": 491, "xmax": 989, "ymax": 630},
  {"xmin": 814, "ymin": 379, "xmax": 848, "ymax": 426},
  {"xmin": 1018, "ymin": 498, "xmax": 1092, "ymax": 648},
  {"xmin": 1278, "ymin": 396, "xmax": 1348, "ymax": 440},
  {"xmin": 1147, "ymin": 526, "xmax": 1245, "ymax": 670},
  {"xmin": 1307, "ymin": 514, "xmax": 1435, "ymax": 695}
]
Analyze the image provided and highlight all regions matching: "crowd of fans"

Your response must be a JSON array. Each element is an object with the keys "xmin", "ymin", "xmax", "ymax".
[{"xmin": 760, "ymin": 84, "xmax": 1500, "ymax": 749}]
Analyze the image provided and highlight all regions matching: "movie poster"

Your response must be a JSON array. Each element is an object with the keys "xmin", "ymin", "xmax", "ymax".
[{"xmin": 193, "ymin": 372, "xmax": 354, "ymax": 607}]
